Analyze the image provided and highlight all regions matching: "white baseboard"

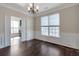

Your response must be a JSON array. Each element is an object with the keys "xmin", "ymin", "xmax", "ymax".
[{"xmin": 34, "ymin": 31, "xmax": 79, "ymax": 49}]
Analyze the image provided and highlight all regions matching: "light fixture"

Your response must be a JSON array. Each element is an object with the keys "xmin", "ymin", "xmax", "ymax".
[{"xmin": 27, "ymin": 3, "xmax": 39, "ymax": 15}]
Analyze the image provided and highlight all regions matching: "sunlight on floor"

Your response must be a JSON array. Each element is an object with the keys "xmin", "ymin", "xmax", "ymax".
[{"xmin": 11, "ymin": 37, "xmax": 21, "ymax": 46}]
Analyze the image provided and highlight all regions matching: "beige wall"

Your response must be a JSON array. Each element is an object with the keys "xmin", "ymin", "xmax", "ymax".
[
  {"xmin": 34, "ymin": 5, "xmax": 79, "ymax": 33},
  {"xmin": 60, "ymin": 5, "xmax": 79, "ymax": 33},
  {"xmin": 34, "ymin": 16, "xmax": 40, "ymax": 32}
]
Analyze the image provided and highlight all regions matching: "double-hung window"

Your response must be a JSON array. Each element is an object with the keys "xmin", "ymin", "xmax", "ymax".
[
  {"xmin": 41, "ymin": 16, "xmax": 48, "ymax": 36},
  {"xmin": 41, "ymin": 13, "xmax": 60, "ymax": 37}
]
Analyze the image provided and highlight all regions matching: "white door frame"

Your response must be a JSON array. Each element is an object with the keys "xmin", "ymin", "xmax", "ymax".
[
  {"xmin": 5, "ymin": 15, "xmax": 11, "ymax": 47},
  {"xmin": 4, "ymin": 15, "xmax": 26, "ymax": 47}
]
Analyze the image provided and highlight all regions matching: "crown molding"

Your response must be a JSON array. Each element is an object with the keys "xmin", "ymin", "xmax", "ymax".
[
  {"xmin": 0, "ymin": 4, "xmax": 26, "ymax": 15},
  {"xmin": 0, "ymin": 4, "xmax": 37, "ymax": 17},
  {"xmin": 0, "ymin": 3, "xmax": 78, "ymax": 17}
]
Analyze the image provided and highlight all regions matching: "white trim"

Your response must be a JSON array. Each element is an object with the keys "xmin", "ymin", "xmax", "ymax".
[
  {"xmin": 35, "ymin": 31, "xmax": 79, "ymax": 49},
  {"xmin": 21, "ymin": 17, "xmax": 27, "ymax": 41},
  {"xmin": 5, "ymin": 15, "xmax": 11, "ymax": 47},
  {"xmin": 0, "ymin": 4, "xmax": 26, "ymax": 14},
  {"xmin": 0, "ymin": 34, "xmax": 5, "ymax": 48}
]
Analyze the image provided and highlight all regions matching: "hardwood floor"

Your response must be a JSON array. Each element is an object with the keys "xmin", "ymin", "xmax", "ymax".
[{"xmin": 0, "ymin": 39, "xmax": 79, "ymax": 56}]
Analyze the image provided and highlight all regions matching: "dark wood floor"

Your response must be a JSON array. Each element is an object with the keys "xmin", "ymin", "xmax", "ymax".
[{"xmin": 0, "ymin": 39, "xmax": 79, "ymax": 56}]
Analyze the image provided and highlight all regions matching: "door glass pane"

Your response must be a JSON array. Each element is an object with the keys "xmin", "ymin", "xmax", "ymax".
[
  {"xmin": 13, "ymin": 21, "xmax": 19, "ymax": 28},
  {"xmin": 11, "ymin": 20, "xmax": 20, "ymax": 34}
]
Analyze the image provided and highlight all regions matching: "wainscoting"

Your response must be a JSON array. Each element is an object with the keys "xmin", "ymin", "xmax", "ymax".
[{"xmin": 35, "ymin": 31, "xmax": 79, "ymax": 49}]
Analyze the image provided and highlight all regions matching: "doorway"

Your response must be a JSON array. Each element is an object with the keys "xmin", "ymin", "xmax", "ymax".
[{"xmin": 11, "ymin": 16, "xmax": 22, "ymax": 46}]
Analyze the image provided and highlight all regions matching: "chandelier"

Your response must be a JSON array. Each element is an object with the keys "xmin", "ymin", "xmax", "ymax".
[{"xmin": 27, "ymin": 3, "xmax": 39, "ymax": 15}]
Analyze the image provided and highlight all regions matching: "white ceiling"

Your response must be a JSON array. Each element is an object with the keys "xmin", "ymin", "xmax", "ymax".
[{"xmin": 17, "ymin": 3, "xmax": 63, "ymax": 13}]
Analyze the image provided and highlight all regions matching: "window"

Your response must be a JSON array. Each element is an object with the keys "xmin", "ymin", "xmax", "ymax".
[
  {"xmin": 41, "ymin": 27, "xmax": 48, "ymax": 36},
  {"xmin": 41, "ymin": 13, "xmax": 60, "ymax": 37}
]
